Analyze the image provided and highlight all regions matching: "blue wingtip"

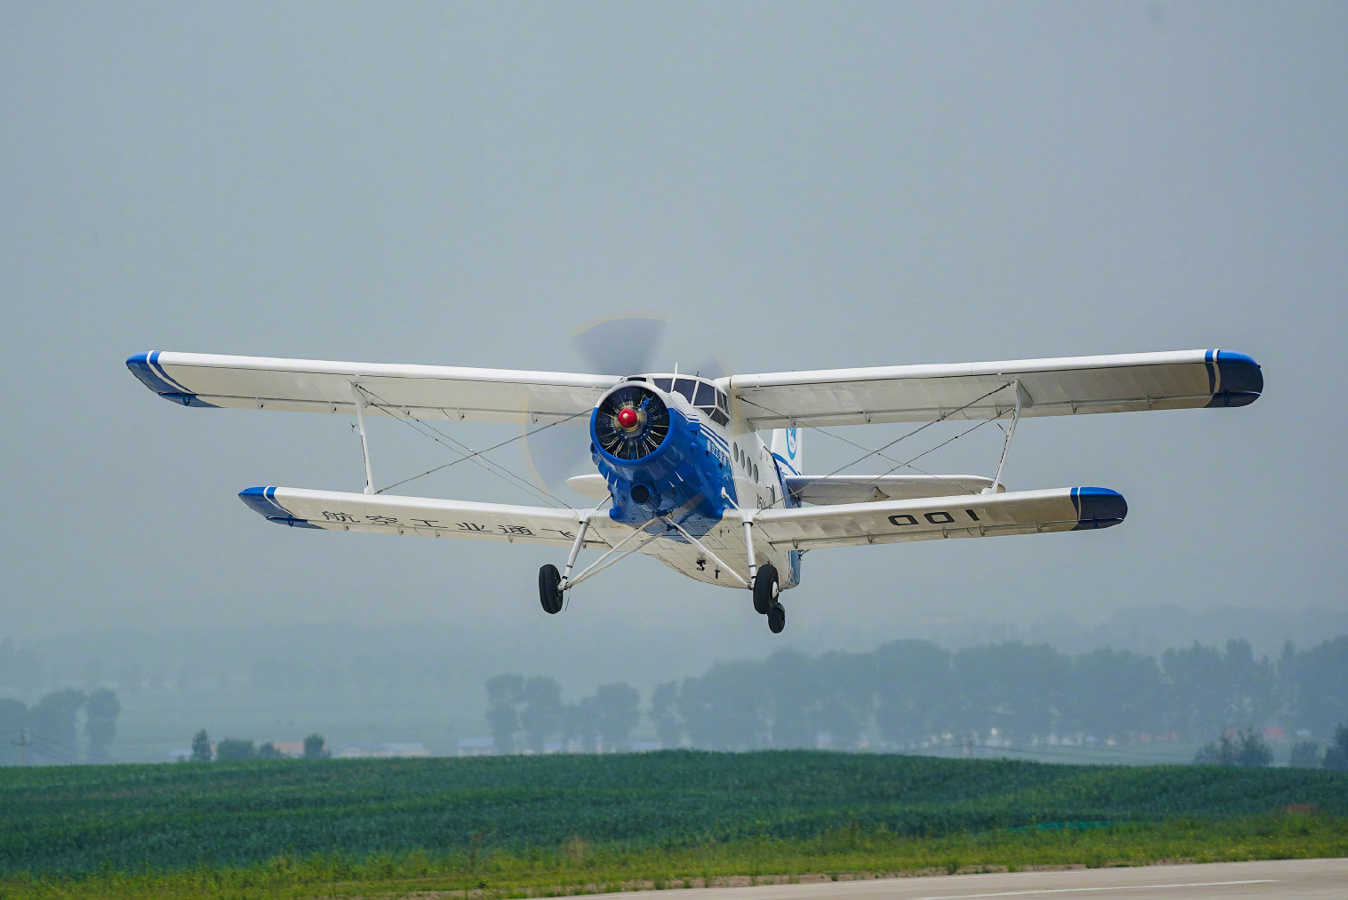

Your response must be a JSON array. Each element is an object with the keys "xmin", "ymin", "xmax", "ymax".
[
  {"xmin": 1206, "ymin": 350, "xmax": 1262, "ymax": 408},
  {"xmin": 1072, "ymin": 487, "xmax": 1128, "ymax": 531},
  {"xmin": 125, "ymin": 351, "xmax": 218, "ymax": 408},
  {"xmin": 238, "ymin": 486, "xmax": 322, "ymax": 528}
]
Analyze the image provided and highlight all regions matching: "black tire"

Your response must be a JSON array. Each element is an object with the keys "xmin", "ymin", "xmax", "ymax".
[
  {"xmin": 767, "ymin": 603, "xmax": 786, "ymax": 634},
  {"xmin": 752, "ymin": 563, "xmax": 779, "ymax": 615},
  {"xmin": 539, "ymin": 564, "xmax": 563, "ymax": 614}
]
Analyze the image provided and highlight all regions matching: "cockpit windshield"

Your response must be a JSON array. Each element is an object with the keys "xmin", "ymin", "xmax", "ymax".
[{"xmin": 651, "ymin": 374, "xmax": 729, "ymax": 426}]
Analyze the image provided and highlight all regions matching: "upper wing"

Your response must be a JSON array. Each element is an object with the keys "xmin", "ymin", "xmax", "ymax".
[
  {"xmin": 750, "ymin": 487, "xmax": 1126, "ymax": 551},
  {"xmin": 127, "ymin": 351, "xmax": 617, "ymax": 424},
  {"xmin": 730, "ymin": 349, "xmax": 1262, "ymax": 428}
]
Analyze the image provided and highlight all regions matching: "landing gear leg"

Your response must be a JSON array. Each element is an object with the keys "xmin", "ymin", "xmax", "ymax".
[{"xmin": 539, "ymin": 564, "xmax": 563, "ymax": 614}]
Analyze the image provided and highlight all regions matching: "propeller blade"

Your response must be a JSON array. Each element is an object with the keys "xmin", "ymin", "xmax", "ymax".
[
  {"xmin": 571, "ymin": 313, "xmax": 667, "ymax": 376},
  {"xmin": 521, "ymin": 417, "xmax": 592, "ymax": 495},
  {"xmin": 689, "ymin": 353, "xmax": 732, "ymax": 381}
]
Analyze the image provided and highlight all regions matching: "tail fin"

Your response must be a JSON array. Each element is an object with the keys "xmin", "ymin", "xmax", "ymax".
[{"xmin": 770, "ymin": 426, "xmax": 803, "ymax": 475}]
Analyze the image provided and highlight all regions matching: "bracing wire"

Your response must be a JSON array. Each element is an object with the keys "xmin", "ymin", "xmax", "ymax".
[
  {"xmin": 741, "ymin": 381, "xmax": 1017, "ymax": 506},
  {"xmin": 351, "ymin": 385, "xmax": 577, "ymax": 508}
]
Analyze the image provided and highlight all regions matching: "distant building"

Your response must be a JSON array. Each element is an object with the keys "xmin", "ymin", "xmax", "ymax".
[
  {"xmin": 270, "ymin": 741, "xmax": 305, "ymax": 758},
  {"xmin": 335, "ymin": 742, "xmax": 430, "ymax": 759},
  {"xmin": 457, "ymin": 737, "xmax": 495, "ymax": 757}
]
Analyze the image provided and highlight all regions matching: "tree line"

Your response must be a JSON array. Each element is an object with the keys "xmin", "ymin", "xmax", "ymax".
[
  {"xmin": 0, "ymin": 688, "xmax": 121, "ymax": 764},
  {"xmin": 485, "ymin": 675, "xmax": 641, "ymax": 753},
  {"xmin": 487, "ymin": 635, "xmax": 1348, "ymax": 756},
  {"xmin": 181, "ymin": 729, "xmax": 329, "ymax": 762}
]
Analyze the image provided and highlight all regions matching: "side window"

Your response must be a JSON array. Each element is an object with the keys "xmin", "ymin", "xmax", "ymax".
[
  {"xmin": 710, "ymin": 408, "xmax": 728, "ymax": 426},
  {"xmin": 694, "ymin": 381, "xmax": 715, "ymax": 408},
  {"xmin": 716, "ymin": 390, "xmax": 728, "ymax": 412}
]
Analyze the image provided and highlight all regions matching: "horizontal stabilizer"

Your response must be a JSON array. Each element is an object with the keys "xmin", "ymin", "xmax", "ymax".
[
  {"xmin": 749, "ymin": 486, "xmax": 1126, "ymax": 551},
  {"xmin": 784, "ymin": 474, "xmax": 1000, "ymax": 506}
]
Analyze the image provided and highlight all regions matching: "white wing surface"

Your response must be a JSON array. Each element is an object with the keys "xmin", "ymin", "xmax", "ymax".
[
  {"xmin": 749, "ymin": 487, "xmax": 1127, "ymax": 551},
  {"xmin": 783, "ymin": 474, "xmax": 1000, "ymax": 506},
  {"xmin": 239, "ymin": 486, "xmax": 614, "ymax": 546},
  {"xmin": 730, "ymin": 349, "xmax": 1262, "ymax": 429},
  {"xmin": 128, "ymin": 351, "xmax": 617, "ymax": 424}
]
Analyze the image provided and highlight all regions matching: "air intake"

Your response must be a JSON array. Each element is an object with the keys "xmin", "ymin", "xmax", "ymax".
[{"xmin": 594, "ymin": 385, "xmax": 670, "ymax": 461}]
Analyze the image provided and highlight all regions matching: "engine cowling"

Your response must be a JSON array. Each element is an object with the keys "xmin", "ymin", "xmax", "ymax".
[{"xmin": 592, "ymin": 384, "xmax": 670, "ymax": 461}]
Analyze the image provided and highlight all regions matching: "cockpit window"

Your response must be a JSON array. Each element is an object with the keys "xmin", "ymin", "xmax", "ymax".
[
  {"xmin": 694, "ymin": 381, "xmax": 715, "ymax": 407},
  {"xmin": 673, "ymin": 378, "xmax": 697, "ymax": 403},
  {"xmin": 653, "ymin": 377, "xmax": 673, "ymax": 392}
]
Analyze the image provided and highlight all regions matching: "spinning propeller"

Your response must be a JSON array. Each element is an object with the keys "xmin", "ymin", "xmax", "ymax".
[{"xmin": 521, "ymin": 313, "xmax": 730, "ymax": 493}]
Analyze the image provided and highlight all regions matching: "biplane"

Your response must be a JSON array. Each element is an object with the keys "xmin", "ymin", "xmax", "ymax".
[{"xmin": 128, "ymin": 343, "xmax": 1261, "ymax": 634}]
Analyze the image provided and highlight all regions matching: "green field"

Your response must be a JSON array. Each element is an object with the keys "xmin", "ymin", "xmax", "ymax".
[{"xmin": 2, "ymin": 751, "xmax": 1346, "ymax": 899}]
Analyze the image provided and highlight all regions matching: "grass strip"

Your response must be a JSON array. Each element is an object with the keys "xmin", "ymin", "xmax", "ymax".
[{"xmin": 2, "ymin": 812, "xmax": 1345, "ymax": 900}]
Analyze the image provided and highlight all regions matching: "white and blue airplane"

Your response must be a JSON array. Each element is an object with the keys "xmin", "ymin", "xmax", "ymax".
[{"xmin": 127, "ymin": 347, "xmax": 1262, "ymax": 633}]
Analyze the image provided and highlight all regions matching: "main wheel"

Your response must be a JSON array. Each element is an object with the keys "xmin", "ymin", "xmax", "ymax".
[
  {"xmin": 538, "ymin": 564, "xmax": 564, "ymax": 614},
  {"xmin": 752, "ymin": 563, "xmax": 779, "ymax": 615},
  {"xmin": 767, "ymin": 603, "xmax": 786, "ymax": 634}
]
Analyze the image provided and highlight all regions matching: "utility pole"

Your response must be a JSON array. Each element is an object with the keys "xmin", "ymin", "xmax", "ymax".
[{"xmin": 12, "ymin": 728, "xmax": 27, "ymax": 767}]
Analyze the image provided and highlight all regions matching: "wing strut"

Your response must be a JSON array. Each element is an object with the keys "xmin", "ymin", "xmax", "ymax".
[
  {"xmin": 352, "ymin": 382, "xmax": 376, "ymax": 494},
  {"xmin": 561, "ymin": 517, "xmax": 663, "ymax": 591},
  {"xmin": 988, "ymin": 380, "xmax": 1031, "ymax": 494}
]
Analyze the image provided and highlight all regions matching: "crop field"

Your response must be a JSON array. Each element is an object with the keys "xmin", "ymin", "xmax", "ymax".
[{"xmin": 1, "ymin": 751, "xmax": 1346, "ymax": 899}]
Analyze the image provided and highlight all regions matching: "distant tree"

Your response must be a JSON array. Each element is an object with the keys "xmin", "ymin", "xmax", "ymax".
[
  {"xmin": 762, "ymin": 649, "xmax": 820, "ymax": 748},
  {"xmin": 0, "ymin": 698, "xmax": 26, "ymax": 765},
  {"xmin": 1194, "ymin": 728, "xmax": 1271, "ymax": 767},
  {"xmin": 485, "ymin": 674, "xmax": 524, "ymax": 755},
  {"xmin": 1163, "ymin": 643, "xmax": 1229, "ymax": 739},
  {"xmin": 563, "ymin": 696, "xmax": 600, "ymax": 752},
  {"xmin": 1065, "ymin": 648, "xmax": 1162, "ymax": 742},
  {"xmin": 1234, "ymin": 727, "xmax": 1273, "ymax": 767},
  {"xmin": 84, "ymin": 688, "xmax": 121, "ymax": 760},
  {"xmin": 215, "ymin": 738, "xmax": 256, "ymax": 761},
  {"xmin": 816, "ymin": 651, "xmax": 875, "ymax": 749},
  {"xmin": 1285, "ymin": 638, "xmax": 1348, "ymax": 739},
  {"xmin": 874, "ymin": 640, "xmax": 955, "ymax": 748},
  {"xmin": 191, "ymin": 729, "xmax": 212, "ymax": 762},
  {"xmin": 1289, "ymin": 740, "xmax": 1321, "ymax": 768},
  {"xmin": 649, "ymin": 682, "xmax": 682, "ymax": 749},
  {"xmin": 678, "ymin": 662, "xmax": 765, "ymax": 750},
  {"xmin": 520, "ymin": 676, "xmax": 564, "ymax": 752},
  {"xmin": 27, "ymin": 689, "xmax": 86, "ymax": 762},
  {"xmin": 593, "ymin": 683, "xmax": 640, "ymax": 751},
  {"xmin": 257, "ymin": 742, "xmax": 285, "ymax": 759},
  {"xmin": 1194, "ymin": 733, "xmax": 1236, "ymax": 766},
  {"xmin": 1324, "ymin": 724, "xmax": 1348, "ymax": 771},
  {"xmin": 303, "ymin": 733, "xmax": 329, "ymax": 760}
]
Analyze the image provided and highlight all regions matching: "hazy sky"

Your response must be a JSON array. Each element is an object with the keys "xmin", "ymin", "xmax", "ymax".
[{"xmin": 2, "ymin": 3, "xmax": 1345, "ymax": 673}]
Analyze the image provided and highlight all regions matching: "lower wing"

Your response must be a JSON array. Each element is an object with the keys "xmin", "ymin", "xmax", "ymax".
[
  {"xmin": 238, "ymin": 486, "xmax": 613, "ymax": 546},
  {"xmin": 750, "ymin": 487, "xmax": 1126, "ymax": 551}
]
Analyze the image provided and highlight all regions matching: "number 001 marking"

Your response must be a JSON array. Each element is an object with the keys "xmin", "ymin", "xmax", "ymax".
[{"xmin": 888, "ymin": 509, "xmax": 981, "ymax": 527}]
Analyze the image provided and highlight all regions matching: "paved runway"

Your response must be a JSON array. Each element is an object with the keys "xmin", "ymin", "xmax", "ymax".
[{"xmin": 599, "ymin": 858, "xmax": 1347, "ymax": 900}]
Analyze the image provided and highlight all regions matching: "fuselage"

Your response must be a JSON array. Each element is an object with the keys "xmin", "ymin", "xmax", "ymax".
[{"xmin": 589, "ymin": 374, "xmax": 801, "ymax": 589}]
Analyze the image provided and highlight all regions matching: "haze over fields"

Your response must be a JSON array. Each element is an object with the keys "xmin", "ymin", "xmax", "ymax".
[{"xmin": 2, "ymin": 4, "xmax": 1346, "ymax": 761}]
